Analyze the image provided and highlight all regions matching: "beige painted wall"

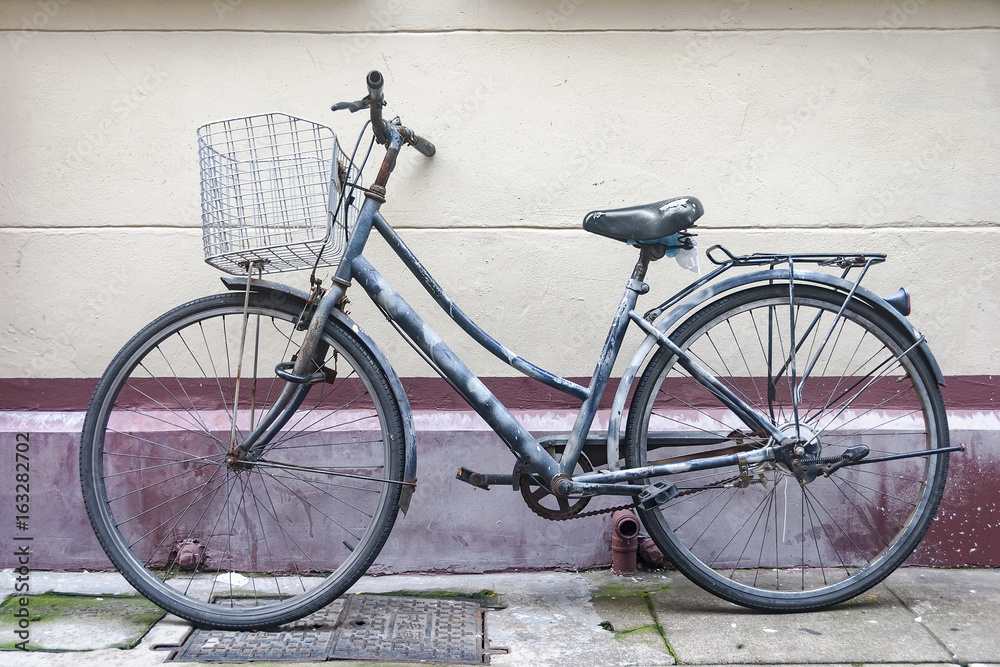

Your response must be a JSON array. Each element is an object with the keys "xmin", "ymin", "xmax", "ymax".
[{"xmin": 1, "ymin": 0, "xmax": 998, "ymax": 380}]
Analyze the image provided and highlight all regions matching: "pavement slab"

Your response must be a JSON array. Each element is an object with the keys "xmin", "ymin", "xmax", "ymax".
[
  {"xmin": 0, "ymin": 570, "xmax": 137, "ymax": 597},
  {"xmin": 648, "ymin": 575, "xmax": 954, "ymax": 665},
  {"xmin": 0, "ymin": 568, "xmax": 995, "ymax": 666},
  {"xmin": 587, "ymin": 571, "xmax": 677, "ymax": 665},
  {"xmin": 475, "ymin": 572, "xmax": 668, "ymax": 667},
  {"xmin": 883, "ymin": 568, "xmax": 1000, "ymax": 664},
  {"xmin": 0, "ymin": 592, "xmax": 163, "ymax": 651}
]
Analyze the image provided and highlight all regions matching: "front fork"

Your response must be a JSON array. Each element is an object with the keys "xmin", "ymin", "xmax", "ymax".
[{"xmin": 228, "ymin": 282, "xmax": 348, "ymax": 463}]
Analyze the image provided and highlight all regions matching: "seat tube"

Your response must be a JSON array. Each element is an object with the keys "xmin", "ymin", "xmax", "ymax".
[{"xmin": 559, "ymin": 275, "xmax": 646, "ymax": 475}]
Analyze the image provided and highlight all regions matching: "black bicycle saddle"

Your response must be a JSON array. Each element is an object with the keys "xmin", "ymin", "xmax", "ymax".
[{"xmin": 582, "ymin": 196, "xmax": 703, "ymax": 244}]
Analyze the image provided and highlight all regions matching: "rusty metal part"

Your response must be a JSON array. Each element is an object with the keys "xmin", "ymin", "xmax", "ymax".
[
  {"xmin": 172, "ymin": 539, "xmax": 205, "ymax": 571},
  {"xmin": 638, "ymin": 536, "xmax": 665, "ymax": 567},
  {"xmin": 538, "ymin": 499, "xmax": 639, "ymax": 522},
  {"xmin": 297, "ymin": 279, "xmax": 326, "ymax": 330},
  {"xmin": 226, "ymin": 263, "xmax": 260, "ymax": 460},
  {"xmin": 520, "ymin": 449, "xmax": 595, "ymax": 520},
  {"xmin": 611, "ymin": 509, "xmax": 639, "ymax": 575},
  {"xmin": 674, "ymin": 476, "xmax": 740, "ymax": 498},
  {"xmin": 549, "ymin": 473, "xmax": 572, "ymax": 497},
  {"xmin": 368, "ymin": 137, "xmax": 400, "ymax": 201},
  {"xmin": 512, "ymin": 447, "xmax": 641, "ymax": 521}
]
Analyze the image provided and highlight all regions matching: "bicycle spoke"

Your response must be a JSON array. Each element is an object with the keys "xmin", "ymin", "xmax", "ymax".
[
  {"xmin": 627, "ymin": 284, "xmax": 948, "ymax": 607},
  {"xmin": 84, "ymin": 293, "xmax": 403, "ymax": 628}
]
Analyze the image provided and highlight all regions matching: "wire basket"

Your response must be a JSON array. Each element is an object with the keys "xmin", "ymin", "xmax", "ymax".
[{"xmin": 198, "ymin": 113, "xmax": 361, "ymax": 275}]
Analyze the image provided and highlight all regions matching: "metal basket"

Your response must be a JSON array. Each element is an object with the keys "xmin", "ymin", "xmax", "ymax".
[{"xmin": 198, "ymin": 113, "xmax": 361, "ymax": 274}]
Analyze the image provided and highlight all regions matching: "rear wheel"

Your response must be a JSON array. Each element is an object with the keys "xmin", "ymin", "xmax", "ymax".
[
  {"xmin": 80, "ymin": 292, "xmax": 405, "ymax": 629},
  {"xmin": 625, "ymin": 284, "xmax": 949, "ymax": 611}
]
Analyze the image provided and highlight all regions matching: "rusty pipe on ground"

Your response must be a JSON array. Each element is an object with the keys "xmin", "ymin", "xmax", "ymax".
[
  {"xmin": 610, "ymin": 509, "xmax": 640, "ymax": 575},
  {"xmin": 639, "ymin": 536, "xmax": 664, "ymax": 567}
]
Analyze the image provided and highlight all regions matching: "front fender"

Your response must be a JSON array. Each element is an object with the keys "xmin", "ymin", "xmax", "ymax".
[
  {"xmin": 605, "ymin": 268, "xmax": 945, "ymax": 470},
  {"xmin": 221, "ymin": 276, "xmax": 418, "ymax": 514}
]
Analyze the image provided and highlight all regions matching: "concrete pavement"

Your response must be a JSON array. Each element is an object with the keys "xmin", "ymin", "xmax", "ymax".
[{"xmin": 0, "ymin": 567, "xmax": 997, "ymax": 666}]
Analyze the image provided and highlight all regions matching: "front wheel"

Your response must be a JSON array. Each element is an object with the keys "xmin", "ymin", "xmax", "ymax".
[
  {"xmin": 625, "ymin": 284, "xmax": 949, "ymax": 611},
  {"xmin": 80, "ymin": 292, "xmax": 406, "ymax": 629}
]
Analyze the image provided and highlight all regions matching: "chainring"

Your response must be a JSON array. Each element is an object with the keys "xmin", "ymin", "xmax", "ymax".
[{"xmin": 519, "ymin": 447, "xmax": 597, "ymax": 520}]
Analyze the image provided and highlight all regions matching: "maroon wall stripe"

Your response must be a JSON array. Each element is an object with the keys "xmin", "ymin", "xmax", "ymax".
[{"xmin": 1, "ymin": 375, "xmax": 998, "ymax": 412}]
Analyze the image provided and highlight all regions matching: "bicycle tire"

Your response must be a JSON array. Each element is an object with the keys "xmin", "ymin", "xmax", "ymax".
[
  {"xmin": 625, "ymin": 284, "xmax": 949, "ymax": 611},
  {"xmin": 80, "ymin": 291, "xmax": 406, "ymax": 629}
]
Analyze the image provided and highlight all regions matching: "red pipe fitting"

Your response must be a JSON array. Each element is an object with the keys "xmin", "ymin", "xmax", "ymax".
[
  {"xmin": 611, "ymin": 509, "xmax": 640, "ymax": 575},
  {"xmin": 639, "ymin": 536, "xmax": 665, "ymax": 567}
]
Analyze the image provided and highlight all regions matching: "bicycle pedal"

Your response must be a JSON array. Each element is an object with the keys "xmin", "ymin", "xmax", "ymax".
[
  {"xmin": 639, "ymin": 481, "xmax": 679, "ymax": 509},
  {"xmin": 456, "ymin": 467, "xmax": 490, "ymax": 490}
]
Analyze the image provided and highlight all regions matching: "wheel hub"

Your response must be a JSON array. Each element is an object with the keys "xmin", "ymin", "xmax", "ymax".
[
  {"xmin": 780, "ymin": 421, "xmax": 821, "ymax": 458},
  {"xmin": 756, "ymin": 421, "xmax": 822, "ymax": 481},
  {"xmin": 769, "ymin": 421, "xmax": 824, "ymax": 484}
]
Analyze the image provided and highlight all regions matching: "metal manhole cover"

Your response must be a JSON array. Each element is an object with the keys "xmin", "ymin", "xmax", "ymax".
[
  {"xmin": 333, "ymin": 594, "xmax": 485, "ymax": 663},
  {"xmin": 164, "ymin": 598, "xmax": 343, "ymax": 663},
  {"xmin": 163, "ymin": 594, "xmax": 497, "ymax": 664}
]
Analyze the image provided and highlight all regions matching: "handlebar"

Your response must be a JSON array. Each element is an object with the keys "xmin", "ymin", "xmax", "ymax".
[
  {"xmin": 397, "ymin": 125, "xmax": 436, "ymax": 157},
  {"xmin": 332, "ymin": 70, "xmax": 435, "ymax": 157},
  {"xmin": 365, "ymin": 70, "xmax": 389, "ymax": 145}
]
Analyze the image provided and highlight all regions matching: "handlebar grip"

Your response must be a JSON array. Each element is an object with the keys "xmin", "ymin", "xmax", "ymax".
[
  {"xmin": 410, "ymin": 133, "xmax": 436, "ymax": 157},
  {"xmin": 366, "ymin": 70, "xmax": 389, "ymax": 144},
  {"xmin": 365, "ymin": 70, "xmax": 434, "ymax": 156},
  {"xmin": 366, "ymin": 70, "xmax": 385, "ymax": 106}
]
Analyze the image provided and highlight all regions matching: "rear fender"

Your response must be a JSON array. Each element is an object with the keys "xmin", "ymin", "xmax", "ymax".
[
  {"xmin": 605, "ymin": 268, "xmax": 944, "ymax": 470},
  {"xmin": 221, "ymin": 276, "xmax": 418, "ymax": 514}
]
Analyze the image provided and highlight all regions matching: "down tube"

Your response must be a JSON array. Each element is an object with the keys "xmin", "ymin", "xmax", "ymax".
[{"xmin": 349, "ymin": 254, "xmax": 562, "ymax": 483}]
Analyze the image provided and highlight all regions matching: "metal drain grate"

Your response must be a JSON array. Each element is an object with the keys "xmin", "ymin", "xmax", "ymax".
[
  {"xmin": 164, "ymin": 599, "xmax": 344, "ymax": 663},
  {"xmin": 333, "ymin": 595, "xmax": 484, "ymax": 663},
  {"xmin": 163, "ymin": 594, "xmax": 498, "ymax": 664}
]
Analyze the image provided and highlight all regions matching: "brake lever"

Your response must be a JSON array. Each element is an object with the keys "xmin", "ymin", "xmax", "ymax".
[{"xmin": 331, "ymin": 97, "xmax": 371, "ymax": 113}]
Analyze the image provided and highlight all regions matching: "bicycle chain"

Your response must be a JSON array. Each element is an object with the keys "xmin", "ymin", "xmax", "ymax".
[
  {"xmin": 527, "ymin": 474, "xmax": 764, "ymax": 521},
  {"xmin": 674, "ymin": 476, "xmax": 741, "ymax": 497},
  {"xmin": 525, "ymin": 498, "xmax": 639, "ymax": 521}
]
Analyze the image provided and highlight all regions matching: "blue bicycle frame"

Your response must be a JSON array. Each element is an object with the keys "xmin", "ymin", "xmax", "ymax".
[
  {"xmin": 232, "ymin": 127, "xmax": 800, "ymax": 498},
  {"xmin": 231, "ymin": 124, "xmax": 951, "ymax": 501}
]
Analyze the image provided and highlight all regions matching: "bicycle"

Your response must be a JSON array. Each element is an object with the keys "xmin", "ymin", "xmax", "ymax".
[{"xmin": 79, "ymin": 71, "xmax": 962, "ymax": 630}]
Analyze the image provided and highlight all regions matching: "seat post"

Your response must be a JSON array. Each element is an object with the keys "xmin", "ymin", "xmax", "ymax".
[{"xmin": 631, "ymin": 245, "xmax": 664, "ymax": 282}]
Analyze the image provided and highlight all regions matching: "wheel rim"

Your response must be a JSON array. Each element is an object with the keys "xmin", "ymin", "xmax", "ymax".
[
  {"xmin": 634, "ymin": 287, "xmax": 944, "ymax": 601},
  {"xmin": 85, "ymin": 298, "xmax": 400, "ymax": 623}
]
